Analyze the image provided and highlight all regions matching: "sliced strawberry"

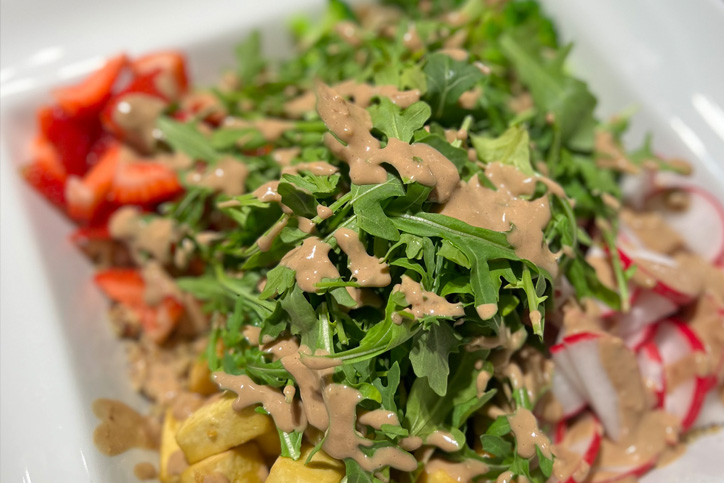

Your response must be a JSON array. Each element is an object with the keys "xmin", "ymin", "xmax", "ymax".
[
  {"xmin": 52, "ymin": 54, "xmax": 128, "ymax": 118},
  {"xmin": 139, "ymin": 296, "xmax": 184, "ymax": 343},
  {"xmin": 22, "ymin": 136, "xmax": 67, "ymax": 206},
  {"xmin": 66, "ymin": 142, "xmax": 120, "ymax": 222},
  {"xmin": 94, "ymin": 268, "xmax": 145, "ymax": 306},
  {"xmin": 109, "ymin": 161, "xmax": 182, "ymax": 205},
  {"xmin": 131, "ymin": 51, "xmax": 189, "ymax": 100},
  {"xmin": 38, "ymin": 105, "xmax": 103, "ymax": 176}
]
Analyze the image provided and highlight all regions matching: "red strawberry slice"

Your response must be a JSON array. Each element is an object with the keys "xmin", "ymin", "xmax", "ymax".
[
  {"xmin": 653, "ymin": 319, "xmax": 713, "ymax": 430},
  {"xmin": 131, "ymin": 51, "xmax": 189, "ymax": 100},
  {"xmin": 637, "ymin": 341, "xmax": 665, "ymax": 408},
  {"xmin": 52, "ymin": 54, "xmax": 128, "ymax": 118},
  {"xmin": 94, "ymin": 268, "xmax": 145, "ymax": 306},
  {"xmin": 22, "ymin": 136, "xmax": 67, "ymax": 206},
  {"xmin": 38, "ymin": 105, "xmax": 103, "ymax": 176},
  {"xmin": 66, "ymin": 142, "xmax": 120, "ymax": 222},
  {"xmin": 139, "ymin": 296, "xmax": 185, "ymax": 343},
  {"xmin": 109, "ymin": 160, "xmax": 182, "ymax": 205}
]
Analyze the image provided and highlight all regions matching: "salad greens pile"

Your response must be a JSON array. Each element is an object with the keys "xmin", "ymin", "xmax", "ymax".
[{"xmin": 150, "ymin": 0, "xmax": 680, "ymax": 480}]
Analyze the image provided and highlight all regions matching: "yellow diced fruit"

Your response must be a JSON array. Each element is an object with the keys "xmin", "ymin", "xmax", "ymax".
[
  {"xmin": 266, "ymin": 444, "xmax": 345, "ymax": 483},
  {"xmin": 175, "ymin": 394, "xmax": 274, "ymax": 464},
  {"xmin": 160, "ymin": 409, "xmax": 184, "ymax": 483},
  {"xmin": 180, "ymin": 443, "xmax": 266, "ymax": 483},
  {"xmin": 418, "ymin": 470, "xmax": 459, "ymax": 483},
  {"xmin": 189, "ymin": 359, "xmax": 219, "ymax": 396},
  {"xmin": 256, "ymin": 428, "xmax": 281, "ymax": 457}
]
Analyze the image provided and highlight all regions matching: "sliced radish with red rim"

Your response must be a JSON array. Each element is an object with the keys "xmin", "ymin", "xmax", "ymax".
[{"xmin": 637, "ymin": 341, "xmax": 665, "ymax": 408}]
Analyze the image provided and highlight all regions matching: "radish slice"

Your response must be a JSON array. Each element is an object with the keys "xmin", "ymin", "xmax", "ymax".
[
  {"xmin": 549, "ymin": 413, "xmax": 603, "ymax": 483},
  {"xmin": 623, "ymin": 323, "xmax": 656, "ymax": 352},
  {"xmin": 615, "ymin": 290, "xmax": 678, "ymax": 338},
  {"xmin": 616, "ymin": 228, "xmax": 695, "ymax": 305},
  {"xmin": 554, "ymin": 333, "xmax": 635, "ymax": 442},
  {"xmin": 551, "ymin": 367, "xmax": 587, "ymax": 419},
  {"xmin": 637, "ymin": 341, "xmax": 665, "ymax": 408},
  {"xmin": 653, "ymin": 320, "xmax": 712, "ymax": 430},
  {"xmin": 646, "ymin": 186, "xmax": 724, "ymax": 264},
  {"xmin": 589, "ymin": 458, "xmax": 656, "ymax": 483}
]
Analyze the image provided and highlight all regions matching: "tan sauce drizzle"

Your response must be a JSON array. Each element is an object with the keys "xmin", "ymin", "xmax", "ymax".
[
  {"xmin": 280, "ymin": 348, "xmax": 333, "ymax": 431},
  {"xmin": 496, "ymin": 471, "xmax": 515, "ymax": 483},
  {"xmin": 440, "ymin": 163, "xmax": 559, "ymax": 275},
  {"xmin": 334, "ymin": 228, "xmax": 391, "ymax": 287},
  {"xmin": 394, "ymin": 275, "xmax": 464, "ymax": 319},
  {"xmin": 664, "ymin": 352, "xmax": 709, "ymax": 392},
  {"xmin": 595, "ymin": 130, "xmax": 640, "ymax": 174},
  {"xmin": 111, "ymin": 93, "xmax": 167, "ymax": 153},
  {"xmin": 507, "ymin": 408, "xmax": 552, "ymax": 459},
  {"xmin": 242, "ymin": 325, "xmax": 261, "ymax": 346},
  {"xmin": 317, "ymin": 204, "xmax": 334, "ymax": 219},
  {"xmin": 316, "ymin": 82, "xmax": 459, "ymax": 203},
  {"xmin": 186, "ymin": 157, "xmax": 249, "ymax": 197},
  {"xmin": 133, "ymin": 462, "xmax": 157, "ymax": 480},
  {"xmin": 298, "ymin": 217, "xmax": 316, "ymax": 234},
  {"xmin": 402, "ymin": 23, "xmax": 423, "ymax": 51},
  {"xmin": 280, "ymin": 237, "xmax": 340, "ymax": 292},
  {"xmin": 476, "ymin": 303, "xmax": 498, "ymax": 320},
  {"xmin": 459, "ymin": 86, "xmax": 483, "ymax": 110},
  {"xmin": 437, "ymin": 48, "xmax": 469, "ymax": 61},
  {"xmin": 141, "ymin": 260, "xmax": 181, "ymax": 306},
  {"xmin": 334, "ymin": 21, "xmax": 362, "ymax": 46},
  {"xmin": 109, "ymin": 207, "xmax": 181, "ymax": 265},
  {"xmin": 620, "ymin": 208, "xmax": 685, "ymax": 255},
  {"xmin": 213, "ymin": 372, "xmax": 307, "ymax": 433},
  {"xmin": 322, "ymin": 384, "xmax": 417, "ymax": 472},
  {"xmin": 253, "ymin": 180, "xmax": 283, "ymax": 204},
  {"xmin": 92, "ymin": 399, "xmax": 159, "ymax": 456},
  {"xmin": 282, "ymin": 161, "xmax": 338, "ymax": 176},
  {"xmin": 257, "ymin": 217, "xmax": 289, "ymax": 252},
  {"xmin": 424, "ymin": 458, "xmax": 489, "ymax": 482},
  {"xmin": 426, "ymin": 430, "xmax": 461, "ymax": 452},
  {"xmin": 272, "ymin": 147, "xmax": 301, "ymax": 167},
  {"xmin": 476, "ymin": 370, "xmax": 492, "ymax": 398},
  {"xmin": 357, "ymin": 409, "xmax": 400, "ymax": 430}
]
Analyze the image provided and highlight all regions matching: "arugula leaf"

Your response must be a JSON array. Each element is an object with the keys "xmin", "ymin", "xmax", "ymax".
[
  {"xmin": 278, "ymin": 429, "xmax": 304, "ymax": 460},
  {"xmin": 350, "ymin": 176, "xmax": 405, "ymax": 241},
  {"xmin": 423, "ymin": 52, "xmax": 485, "ymax": 119},
  {"xmin": 278, "ymin": 181, "xmax": 317, "ymax": 217},
  {"xmin": 236, "ymin": 31, "xmax": 266, "ymax": 85},
  {"xmin": 472, "ymin": 125, "xmax": 534, "ymax": 175},
  {"xmin": 157, "ymin": 117, "xmax": 222, "ymax": 163},
  {"xmin": 409, "ymin": 321, "xmax": 461, "ymax": 397},
  {"xmin": 369, "ymin": 98, "xmax": 431, "ymax": 143}
]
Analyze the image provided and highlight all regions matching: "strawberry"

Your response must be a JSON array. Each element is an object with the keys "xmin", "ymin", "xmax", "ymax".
[
  {"xmin": 131, "ymin": 51, "xmax": 189, "ymax": 100},
  {"xmin": 52, "ymin": 54, "xmax": 128, "ymax": 118},
  {"xmin": 109, "ymin": 161, "xmax": 182, "ymax": 205},
  {"xmin": 22, "ymin": 136, "xmax": 67, "ymax": 206},
  {"xmin": 66, "ymin": 142, "xmax": 120, "ymax": 222},
  {"xmin": 94, "ymin": 268, "xmax": 145, "ymax": 306},
  {"xmin": 139, "ymin": 297, "xmax": 185, "ymax": 343},
  {"xmin": 38, "ymin": 105, "xmax": 103, "ymax": 176}
]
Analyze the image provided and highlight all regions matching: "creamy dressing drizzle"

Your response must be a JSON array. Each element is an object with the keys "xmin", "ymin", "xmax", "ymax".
[
  {"xmin": 316, "ymin": 82, "xmax": 460, "ymax": 203},
  {"xmin": 334, "ymin": 228, "xmax": 391, "ymax": 287},
  {"xmin": 280, "ymin": 237, "xmax": 340, "ymax": 292},
  {"xmin": 426, "ymin": 430, "xmax": 461, "ymax": 452},
  {"xmin": 394, "ymin": 275, "xmax": 464, "ymax": 319},
  {"xmin": 507, "ymin": 407, "xmax": 552, "ymax": 459},
  {"xmin": 186, "ymin": 157, "xmax": 249, "ymax": 196},
  {"xmin": 109, "ymin": 206, "xmax": 181, "ymax": 265},
  {"xmin": 439, "ymin": 162, "xmax": 559, "ymax": 275},
  {"xmin": 92, "ymin": 399, "xmax": 159, "ymax": 456},
  {"xmin": 111, "ymin": 93, "xmax": 167, "ymax": 153},
  {"xmin": 282, "ymin": 161, "xmax": 338, "ymax": 176}
]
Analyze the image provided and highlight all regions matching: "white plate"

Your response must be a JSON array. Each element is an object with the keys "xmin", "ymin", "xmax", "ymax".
[{"xmin": 1, "ymin": 0, "xmax": 723, "ymax": 481}]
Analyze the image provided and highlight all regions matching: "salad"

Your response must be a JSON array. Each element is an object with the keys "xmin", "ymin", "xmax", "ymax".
[{"xmin": 21, "ymin": 0, "xmax": 724, "ymax": 482}]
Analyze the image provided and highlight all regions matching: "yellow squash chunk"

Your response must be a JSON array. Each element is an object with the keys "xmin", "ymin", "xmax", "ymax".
[
  {"xmin": 266, "ymin": 444, "xmax": 345, "ymax": 483},
  {"xmin": 188, "ymin": 359, "xmax": 219, "ymax": 396},
  {"xmin": 256, "ymin": 428, "xmax": 281, "ymax": 457},
  {"xmin": 419, "ymin": 470, "xmax": 459, "ymax": 483},
  {"xmin": 160, "ymin": 409, "xmax": 184, "ymax": 483},
  {"xmin": 176, "ymin": 394, "xmax": 274, "ymax": 463},
  {"xmin": 180, "ymin": 443, "xmax": 266, "ymax": 483}
]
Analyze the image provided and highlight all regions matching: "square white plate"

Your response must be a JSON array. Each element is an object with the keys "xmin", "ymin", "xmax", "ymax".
[{"xmin": 1, "ymin": 0, "xmax": 723, "ymax": 481}]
